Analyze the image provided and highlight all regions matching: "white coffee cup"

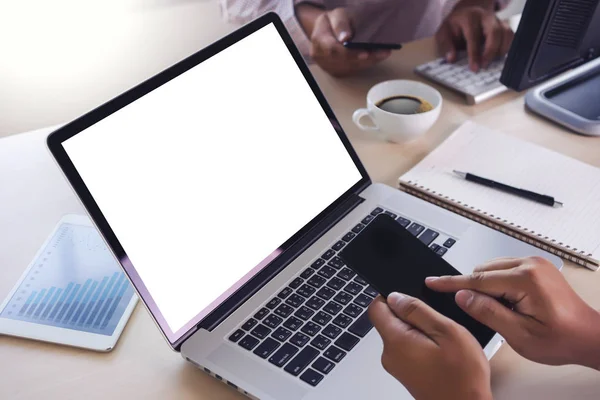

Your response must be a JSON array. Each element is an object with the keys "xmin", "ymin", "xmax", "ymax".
[{"xmin": 353, "ymin": 80, "xmax": 442, "ymax": 143}]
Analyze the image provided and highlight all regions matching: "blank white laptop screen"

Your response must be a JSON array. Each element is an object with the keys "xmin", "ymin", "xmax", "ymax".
[{"xmin": 62, "ymin": 24, "xmax": 363, "ymax": 334}]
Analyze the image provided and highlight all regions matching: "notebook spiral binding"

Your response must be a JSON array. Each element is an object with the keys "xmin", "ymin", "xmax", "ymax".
[{"xmin": 400, "ymin": 180, "xmax": 599, "ymax": 271}]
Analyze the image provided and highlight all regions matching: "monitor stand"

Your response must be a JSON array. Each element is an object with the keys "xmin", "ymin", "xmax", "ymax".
[{"xmin": 526, "ymin": 57, "xmax": 600, "ymax": 137}]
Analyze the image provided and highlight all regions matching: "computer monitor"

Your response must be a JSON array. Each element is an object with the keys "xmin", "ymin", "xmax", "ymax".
[{"xmin": 501, "ymin": 0, "xmax": 600, "ymax": 91}]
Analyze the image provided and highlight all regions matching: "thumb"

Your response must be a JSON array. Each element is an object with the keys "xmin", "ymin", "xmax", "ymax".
[
  {"xmin": 455, "ymin": 290, "xmax": 522, "ymax": 340},
  {"xmin": 327, "ymin": 8, "xmax": 353, "ymax": 42}
]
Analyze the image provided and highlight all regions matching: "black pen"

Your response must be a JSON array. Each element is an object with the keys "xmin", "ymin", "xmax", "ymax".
[{"xmin": 453, "ymin": 170, "xmax": 563, "ymax": 208}]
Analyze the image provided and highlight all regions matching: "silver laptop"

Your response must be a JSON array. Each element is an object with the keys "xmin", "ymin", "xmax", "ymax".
[{"xmin": 47, "ymin": 13, "xmax": 562, "ymax": 400}]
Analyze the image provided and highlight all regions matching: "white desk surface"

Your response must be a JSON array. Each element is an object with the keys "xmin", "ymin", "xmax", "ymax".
[{"xmin": 1, "ymin": 1, "xmax": 600, "ymax": 399}]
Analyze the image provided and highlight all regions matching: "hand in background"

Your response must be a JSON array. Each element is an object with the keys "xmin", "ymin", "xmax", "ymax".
[
  {"xmin": 427, "ymin": 257, "xmax": 600, "ymax": 370},
  {"xmin": 369, "ymin": 293, "xmax": 492, "ymax": 400},
  {"xmin": 295, "ymin": 5, "xmax": 390, "ymax": 77},
  {"xmin": 436, "ymin": 5, "xmax": 513, "ymax": 71}
]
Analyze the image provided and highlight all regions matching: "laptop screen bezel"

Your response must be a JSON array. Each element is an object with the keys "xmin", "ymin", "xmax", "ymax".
[{"xmin": 46, "ymin": 12, "xmax": 371, "ymax": 348}]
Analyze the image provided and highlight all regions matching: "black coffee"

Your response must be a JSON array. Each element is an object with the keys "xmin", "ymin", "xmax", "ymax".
[{"xmin": 376, "ymin": 95, "xmax": 434, "ymax": 115}]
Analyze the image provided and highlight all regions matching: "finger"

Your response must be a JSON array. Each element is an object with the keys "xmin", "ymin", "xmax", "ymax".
[
  {"xmin": 481, "ymin": 17, "xmax": 502, "ymax": 67},
  {"xmin": 474, "ymin": 257, "xmax": 522, "ymax": 272},
  {"xmin": 327, "ymin": 8, "xmax": 352, "ymax": 42},
  {"xmin": 387, "ymin": 292, "xmax": 455, "ymax": 342},
  {"xmin": 455, "ymin": 290, "xmax": 525, "ymax": 341},
  {"xmin": 368, "ymin": 296, "xmax": 421, "ymax": 344},
  {"xmin": 436, "ymin": 25, "xmax": 457, "ymax": 62},
  {"xmin": 459, "ymin": 17, "xmax": 483, "ymax": 71},
  {"xmin": 499, "ymin": 23, "xmax": 514, "ymax": 56},
  {"xmin": 425, "ymin": 270, "xmax": 523, "ymax": 302}
]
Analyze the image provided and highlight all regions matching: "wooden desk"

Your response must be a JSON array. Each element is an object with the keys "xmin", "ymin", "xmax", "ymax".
[{"xmin": 2, "ymin": 36, "xmax": 600, "ymax": 400}]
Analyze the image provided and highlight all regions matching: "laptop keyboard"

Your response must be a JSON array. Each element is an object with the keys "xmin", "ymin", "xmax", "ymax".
[{"xmin": 227, "ymin": 207, "xmax": 457, "ymax": 387}]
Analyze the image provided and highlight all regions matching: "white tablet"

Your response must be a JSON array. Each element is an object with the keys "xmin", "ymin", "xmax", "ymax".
[{"xmin": 0, "ymin": 214, "xmax": 137, "ymax": 351}]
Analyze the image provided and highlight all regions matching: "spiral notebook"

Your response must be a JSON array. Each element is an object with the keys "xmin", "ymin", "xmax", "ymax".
[{"xmin": 399, "ymin": 121, "xmax": 600, "ymax": 271}]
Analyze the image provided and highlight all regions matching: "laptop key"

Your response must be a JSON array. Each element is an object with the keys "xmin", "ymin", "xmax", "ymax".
[
  {"xmin": 250, "ymin": 324, "xmax": 272, "ymax": 340},
  {"xmin": 322, "ymin": 324, "xmax": 342, "ymax": 339},
  {"xmin": 317, "ymin": 265, "xmax": 337, "ymax": 279},
  {"xmin": 285, "ymin": 293, "xmax": 306, "ymax": 308},
  {"xmin": 419, "ymin": 229, "xmax": 440, "ymax": 246},
  {"xmin": 310, "ymin": 334, "xmax": 331, "ymax": 350},
  {"xmin": 436, "ymin": 247, "xmax": 448, "ymax": 257},
  {"xmin": 290, "ymin": 332, "xmax": 310, "ymax": 347},
  {"xmin": 384, "ymin": 211, "xmax": 397, "ymax": 219},
  {"xmin": 275, "ymin": 304, "xmax": 294, "ymax": 318},
  {"xmin": 343, "ymin": 303, "xmax": 363, "ymax": 318},
  {"xmin": 283, "ymin": 316, "xmax": 304, "ymax": 331},
  {"xmin": 335, "ymin": 332, "xmax": 360, "ymax": 351},
  {"xmin": 353, "ymin": 293, "xmax": 374, "ymax": 308},
  {"xmin": 278, "ymin": 287, "xmax": 293, "ymax": 299},
  {"xmin": 332, "ymin": 314, "xmax": 353, "ymax": 328},
  {"xmin": 311, "ymin": 259, "xmax": 326, "ymax": 269},
  {"xmin": 289, "ymin": 277, "xmax": 304, "ymax": 289},
  {"xmin": 307, "ymin": 275, "xmax": 327, "ymax": 288},
  {"xmin": 407, "ymin": 223, "xmax": 425, "ymax": 237},
  {"xmin": 333, "ymin": 292, "xmax": 354, "ymax": 305},
  {"xmin": 337, "ymin": 267, "xmax": 356, "ymax": 281},
  {"xmin": 351, "ymin": 223, "xmax": 365, "ymax": 234},
  {"xmin": 241, "ymin": 318, "xmax": 258, "ymax": 331},
  {"xmin": 348, "ymin": 312, "xmax": 374, "ymax": 338},
  {"xmin": 344, "ymin": 282, "xmax": 363, "ymax": 295},
  {"xmin": 228, "ymin": 329, "xmax": 244, "ymax": 343},
  {"xmin": 353, "ymin": 276, "xmax": 367, "ymax": 286},
  {"xmin": 300, "ymin": 268, "xmax": 315, "ymax": 280},
  {"xmin": 294, "ymin": 306, "xmax": 315, "ymax": 321},
  {"xmin": 312, "ymin": 357, "xmax": 335, "ymax": 374},
  {"xmin": 306, "ymin": 296, "xmax": 325, "ymax": 310},
  {"xmin": 364, "ymin": 286, "xmax": 378, "ymax": 297},
  {"xmin": 253, "ymin": 337, "xmax": 281, "ymax": 359},
  {"xmin": 301, "ymin": 321, "xmax": 322, "ymax": 337},
  {"xmin": 312, "ymin": 311, "xmax": 333, "ymax": 326},
  {"xmin": 370, "ymin": 207, "xmax": 384, "ymax": 216},
  {"xmin": 272, "ymin": 327, "xmax": 293, "ymax": 342},
  {"xmin": 396, "ymin": 216, "xmax": 411, "ymax": 228},
  {"xmin": 284, "ymin": 346, "xmax": 320, "ymax": 376},
  {"xmin": 297, "ymin": 284, "xmax": 316, "ymax": 298},
  {"xmin": 254, "ymin": 307, "xmax": 269, "ymax": 320},
  {"xmin": 263, "ymin": 314, "xmax": 283, "ymax": 329},
  {"xmin": 430, "ymin": 243, "xmax": 440, "ymax": 252},
  {"xmin": 268, "ymin": 343, "xmax": 299, "ymax": 368},
  {"xmin": 341, "ymin": 232, "xmax": 356, "ymax": 242},
  {"xmin": 332, "ymin": 240, "xmax": 346, "ymax": 251},
  {"xmin": 328, "ymin": 257, "xmax": 344, "ymax": 269},
  {"xmin": 323, "ymin": 345, "xmax": 347, "ymax": 363},
  {"xmin": 321, "ymin": 249, "xmax": 336, "ymax": 260},
  {"xmin": 323, "ymin": 301, "xmax": 343, "ymax": 315},
  {"xmin": 266, "ymin": 297, "xmax": 281, "ymax": 310},
  {"xmin": 316, "ymin": 286, "xmax": 336, "ymax": 301},
  {"xmin": 300, "ymin": 369, "xmax": 324, "ymax": 387},
  {"xmin": 238, "ymin": 335, "xmax": 260, "ymax": 351},
  {"xmin": 361, "ymin": 215, "xmax": 374, "ymax": 225},
  {"xmin": 326, "ymin": 277, "xmax": 345, "ymax": 291},
  {"xmin": 444, "ymin": 238, "xmax": 456, "ymax": 248}
]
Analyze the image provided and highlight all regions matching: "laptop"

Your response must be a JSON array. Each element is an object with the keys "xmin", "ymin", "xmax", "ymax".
[{"xmin": 47, "ymin": 13, "xmax": 562, "ymax": 400}]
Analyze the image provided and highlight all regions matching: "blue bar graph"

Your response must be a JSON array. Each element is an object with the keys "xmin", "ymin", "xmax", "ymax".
[{"xmin": 0, "ymin": 222, "xmax": 135, "ymax": 336}]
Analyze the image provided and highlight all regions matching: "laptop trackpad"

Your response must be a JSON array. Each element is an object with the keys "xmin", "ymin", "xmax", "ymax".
[{"xmin": 208, "ymin": 344, "xmax": 307, "ymax": 400}]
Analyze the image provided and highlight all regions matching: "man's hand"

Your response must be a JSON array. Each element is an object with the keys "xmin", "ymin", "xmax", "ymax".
[
  {"xmin": 296, "ymin": 5, "xmax": 390, "ymax": 77},
  {"xmin": 436, "ymin": 4, "xmax": 514, "ymax": 71},
  {"xmin": 426, "ymin": 257, "xmax": 600, "ymax": 370},
  {"xmin": 368, "ymin": 293, "xmax": 492, "ymax": 400}
]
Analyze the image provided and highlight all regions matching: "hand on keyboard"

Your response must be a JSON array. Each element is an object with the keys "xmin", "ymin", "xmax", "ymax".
[{"xmin": 435, "ymin": 5, "xmax": 514, "ymax": 71}]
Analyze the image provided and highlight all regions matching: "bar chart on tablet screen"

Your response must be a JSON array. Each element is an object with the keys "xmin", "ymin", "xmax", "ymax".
[{"xmin": 0, "ymin": 222, "xmax": 135, "ymax": 336}]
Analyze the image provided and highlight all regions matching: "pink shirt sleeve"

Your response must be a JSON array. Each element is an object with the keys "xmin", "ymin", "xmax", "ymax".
[{"xmin": 219, "ymin": 0, "xmax": 312, "ymax": 59}]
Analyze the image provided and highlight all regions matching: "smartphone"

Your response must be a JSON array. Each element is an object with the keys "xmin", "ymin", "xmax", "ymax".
[
  {"xmin": 339, "ymin": 214, "xmax": 495, "ymax": 347},
  {"xmin": 343, "ymin": 41, "xmax": 402, "ymax": 51}
]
